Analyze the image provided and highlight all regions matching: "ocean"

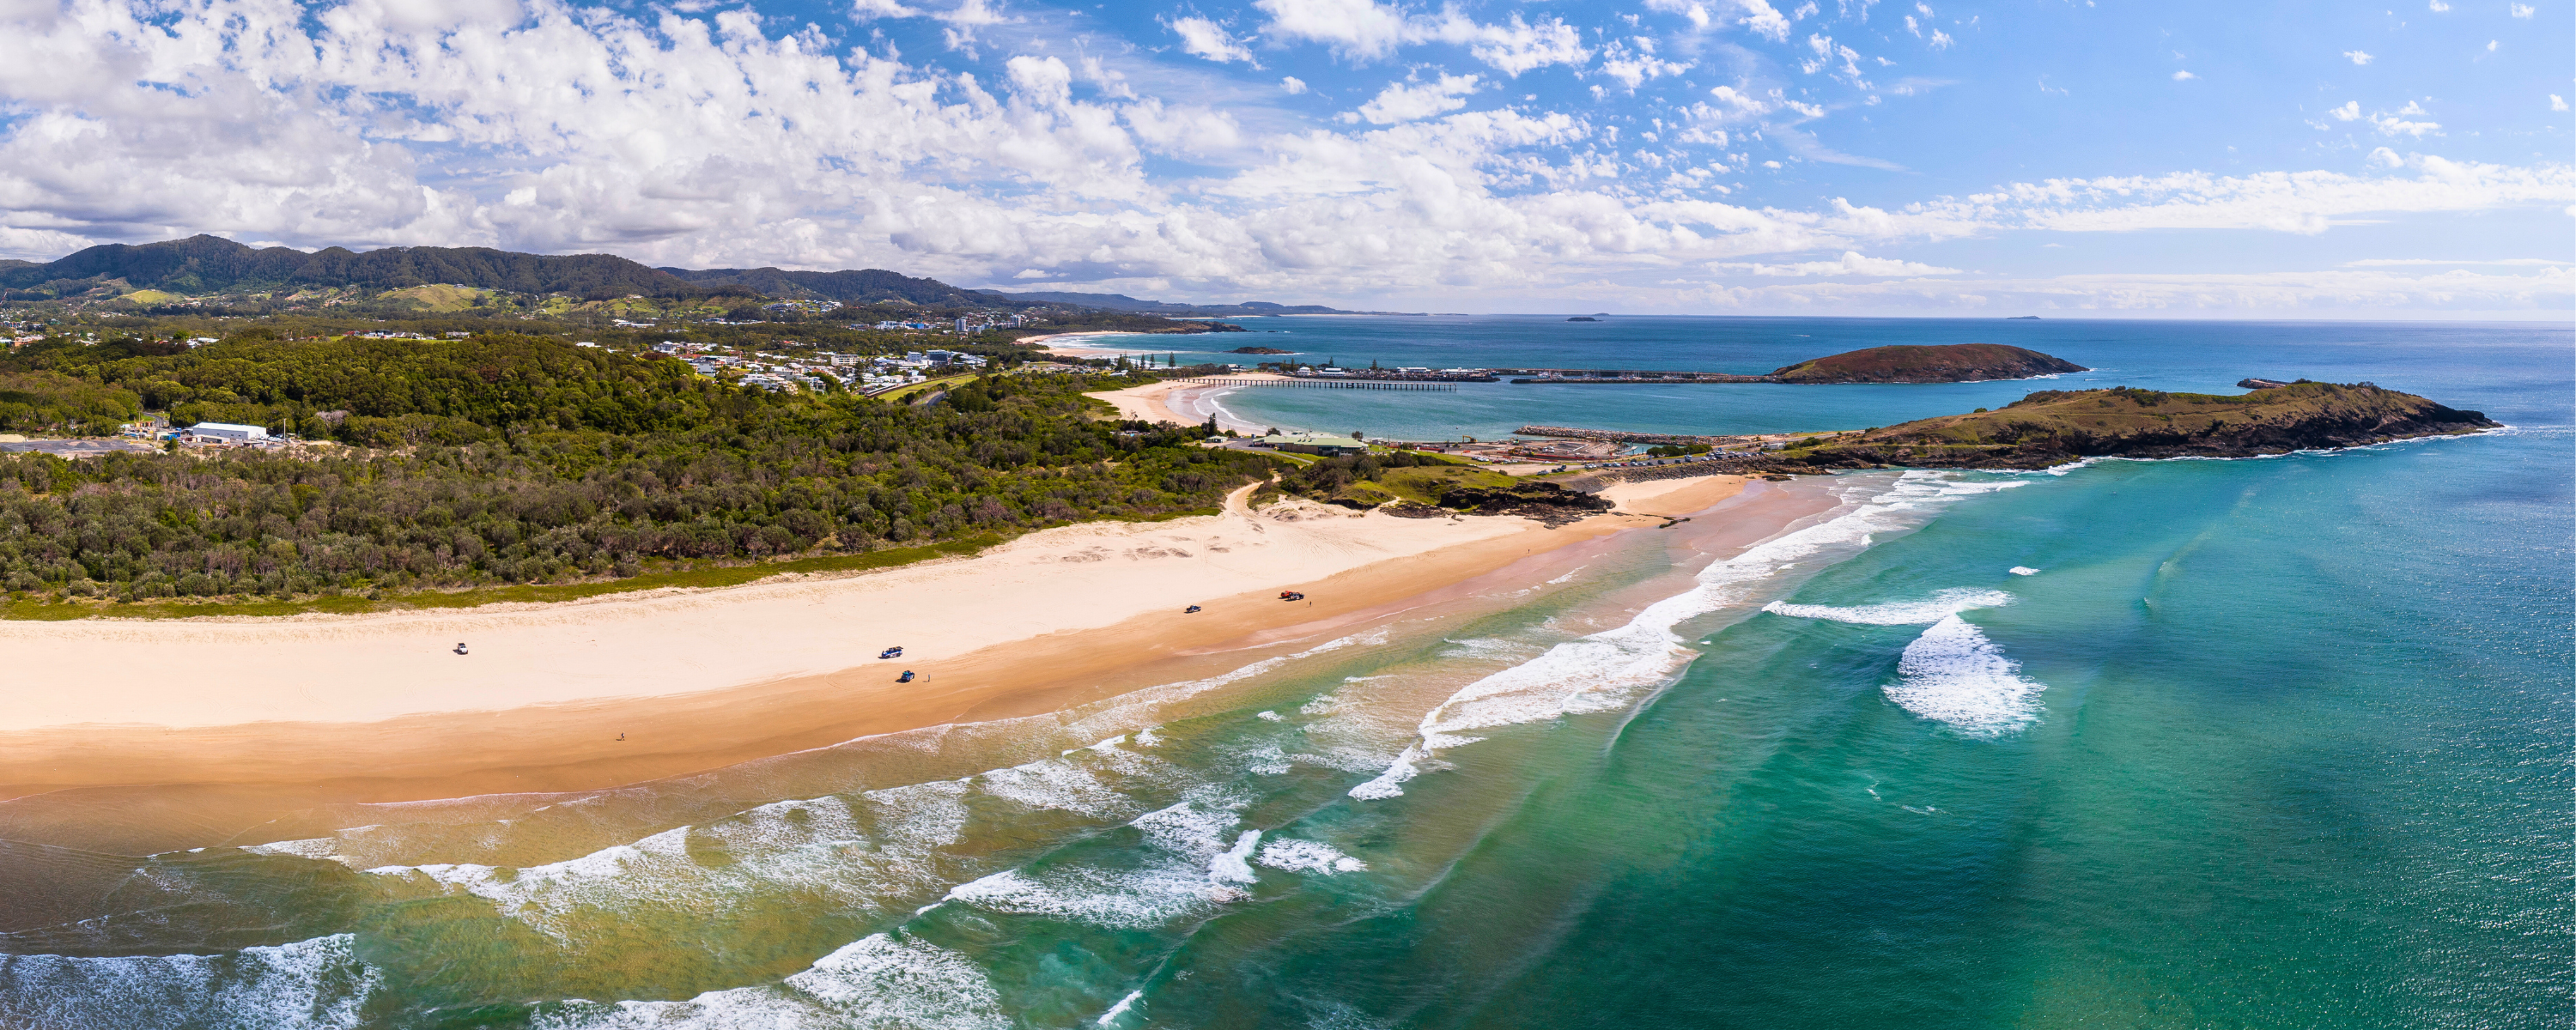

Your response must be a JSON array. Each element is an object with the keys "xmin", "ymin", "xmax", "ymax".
[{"xmin": 2, "ymin": 317, "xmax": 2567, "ymax": 1028}]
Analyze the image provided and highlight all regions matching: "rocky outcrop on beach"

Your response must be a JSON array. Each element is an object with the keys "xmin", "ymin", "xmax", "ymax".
[
  {"xmin": 1437, "ymin": 482, "xmax": 1615, "ymax": 526},
  {"xmin": 1770, "ymin": 342, "xmax": 2088, "ymax": 384},
  {"xmin": 1777, "ymin": 381, "xmax": 2498, "ymax": 470}
]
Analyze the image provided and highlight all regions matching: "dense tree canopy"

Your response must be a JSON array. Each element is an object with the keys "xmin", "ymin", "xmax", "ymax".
[{"xmin": 0, "ymin": 334, "xmax": 1270, "ymax": 603}]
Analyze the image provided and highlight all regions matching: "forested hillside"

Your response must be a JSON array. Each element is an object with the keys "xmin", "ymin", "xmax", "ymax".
[
  {"xmin": 0, "ymin": 335, "xmax": 1272, "ymax": 606},
  {"xmin": 0, "ymin": 234, "xmax": 716, "ymax": 299}
]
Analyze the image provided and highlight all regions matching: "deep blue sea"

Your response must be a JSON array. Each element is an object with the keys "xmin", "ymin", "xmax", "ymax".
[{"xmin": 2, "ymin": 317, "xmax": 2567, "ymax": 1028}]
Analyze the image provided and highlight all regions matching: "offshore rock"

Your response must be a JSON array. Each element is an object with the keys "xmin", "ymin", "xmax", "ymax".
[{"xmin": 1771, "ymin": 342, "xmax": 2088, "ymax": 384}]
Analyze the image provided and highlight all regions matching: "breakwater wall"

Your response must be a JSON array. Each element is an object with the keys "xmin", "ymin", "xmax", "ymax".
[
  {"xmin": 1500, "ymin": 368, "xmax": 1777, "ymax": 384},
  {"xmin": 1517, "ymin": 425, "xmax": 1735, "ymax": 446},
  {"xmin": 1171, "ymin": 377, "xmax": 1456, "ymax": 392}
]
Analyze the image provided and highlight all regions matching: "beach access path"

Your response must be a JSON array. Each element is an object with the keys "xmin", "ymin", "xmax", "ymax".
[{"xmin": 0, "ymin": 472, "xmax": 1781, "ymax": 809}]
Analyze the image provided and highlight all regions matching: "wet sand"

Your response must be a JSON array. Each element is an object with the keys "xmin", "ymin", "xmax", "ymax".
[{"xmin": 0, "ymin": 475, "xmax": 1814, "ymax": 816}]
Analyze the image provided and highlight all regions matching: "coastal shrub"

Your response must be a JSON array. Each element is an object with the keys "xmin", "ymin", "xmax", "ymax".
[{"xmin": 0, "ymin": 337, "xmax": 1287, "ymax": 603}]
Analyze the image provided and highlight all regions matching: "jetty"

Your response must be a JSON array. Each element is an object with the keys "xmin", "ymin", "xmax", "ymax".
[
  {"xmin": 1171, "ymin": 376, "xmax": 1456, "ymax": 392},
  {"xmin": 1499, "ymin": 368, "xmax": 1777, "ymax": 384},
  {"xmin": 1516, "ymin": 426, "xmax": 1736, "ymax": 446}
]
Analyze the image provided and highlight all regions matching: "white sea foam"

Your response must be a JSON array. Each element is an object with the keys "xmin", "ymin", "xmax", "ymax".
[
  {"xmin": 1881, "ymin": 615, "xmax": 2047, "ymax": 737},
  {"xmin": 1255, "ymin": 838, "xmax": 1368, "ymax": 874},
  {"xmin": 978, "ymin": 758, "xmax": 1135, "ymax": 820},
  {"xmin": 942, "ymin": 802, "xmax": 1256, "ymax": 928},
  {"xmin": 2010, "ymin": 566, "xmax": 2040, "ymax": 576},
  {"xmin": 531, "ymin": 932, "xmax": 1005, "ymax": 1030},
  {"xmin": 241, "ymin": 836, "xmax": 342, "ymax": 860},
  {"xmin": 1352, "ymin": 471, "xmax": 2015, "ymax": 801},
  {"xmin": 1439, "ymin": 637, "xmax": 1537, "ymax": 660},
  {"xmin": 1097, "ymin": 989, "xmax": 1144, "ymax": 1026},
  {"xmin": 356, "ymin": 627, "xmax": 1389, "ymax": 944},
  {"xmin": 1762, "ymin": 588, "xmax": 2015, "ymax": 625},
  {"xmin": 1208, "ymin": 831, "xmax": 1263, "ymax": 884},
  {"xmin": 368, "ymin": 781, "xmax": 973, "ymax": 942},
  {"xmin": 0, "ymin": 933, "xmax": 381, "ymax": 1029}
]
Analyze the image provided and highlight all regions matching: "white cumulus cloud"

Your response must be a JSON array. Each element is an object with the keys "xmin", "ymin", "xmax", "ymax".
[
  {"xmin": 1254, "ymin": 0, "xmax": 1586, "ymax": 73},
  {"xmin": 1716, "ymin": 251, "xmax": 1963, "ymax": 276},
  {"xmin": 1167, "ymin": 16, "xmax": 1256, "ymax": 64},
  {"xmin": 0, "ymin": 0, "xmax": 2564, "ymax": 317},
  {"xmin": 1598, "ymin": 38, "xmax": 1693, "ymax": 91},
  {"xmin": 2343, "ymin": 50, "xmax": 2374, "ymax": 64},
  {"xmin": 1352, "ymin": 74, "xmax": 1483, "ymax": 124}
]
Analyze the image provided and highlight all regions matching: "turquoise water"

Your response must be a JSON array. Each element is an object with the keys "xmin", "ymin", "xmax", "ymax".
[
  {"xmin": 1, "ymin": 318, "xmax": 2567, "ymax": 1027},
  {"xmin": 1091, "ymin": 315, "xmax": 2563, "ymax": 442}
]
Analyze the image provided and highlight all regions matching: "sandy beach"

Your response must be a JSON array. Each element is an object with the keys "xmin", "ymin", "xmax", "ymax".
[
  {"xmin": 1016, "ymin": 330, "xmax": 1164, "ymax": 356},
  {"xmin": 0, "ymin": 473, "xmax": 1795, "ymax": 809},
  {"xmin": 1088, "ymin": 374, "xmax": 1282, "ymax": 433}
]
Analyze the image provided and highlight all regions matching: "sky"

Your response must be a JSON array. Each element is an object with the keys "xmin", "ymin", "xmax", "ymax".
[{"xmin": 0, "ymin": 0, "xmax": 2568, "ymax": 317}]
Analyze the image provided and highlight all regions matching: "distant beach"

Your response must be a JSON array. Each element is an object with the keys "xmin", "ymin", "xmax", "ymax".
[
  {"xmin": 1018, "ymin": 330, "xmax": 1170, "ymax": 356},
  {"xmin": 1087, "ymin": 374, "xmax": 1279, "ymax": 433}
]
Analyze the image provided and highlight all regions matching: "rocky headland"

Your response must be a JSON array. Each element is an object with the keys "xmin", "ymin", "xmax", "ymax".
[{"xmin": 1774, "ymin": 381, "xmax": 2498, "ymax": 470}]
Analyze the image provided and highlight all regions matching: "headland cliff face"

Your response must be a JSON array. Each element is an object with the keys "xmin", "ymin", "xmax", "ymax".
[
  {"xmin": 1770, "ymin": 342, "xmax": 2088, "ymax": 384},
  {"xmin": 1775, "ymin": 381, "xmax": 2498, "ymax": 470}
]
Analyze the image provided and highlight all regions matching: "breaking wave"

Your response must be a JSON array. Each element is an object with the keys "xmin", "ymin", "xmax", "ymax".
[
  {"xmin": 1762, "ymin": 588, "xmax": 2015, "ymax": 625},
  {"xmin": 1352, "ymin": 471, "xmax": 2020, "ymax": 801},
  {"xmin": 530, "ymin": 933, "xmax": 1005, "ymax": 1030},
  {"xmin": 0, "ymin": 934, "xmax": 380, "ymax": 1030},
  {"xmin": 1881, "ymin": 615, "xmax": 2048, "ymax": 737}
]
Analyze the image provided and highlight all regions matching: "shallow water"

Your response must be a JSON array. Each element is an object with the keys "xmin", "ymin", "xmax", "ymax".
[{"xmin": 2, "ymin": 318, "xmax": 2567, "ymax": 1027}]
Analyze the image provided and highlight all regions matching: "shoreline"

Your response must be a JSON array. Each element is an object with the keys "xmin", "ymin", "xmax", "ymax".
[
  {"xmin": 0, "ymin": 474, "xmax": 1795, "ymax": 812},
  {"xmin": 1088, "ymin": 375, "xmax": 1280, "ymax": 433},
  {"xmin": 1018, "ymin": 330, "xmax": 1182, "ymax": 357}
]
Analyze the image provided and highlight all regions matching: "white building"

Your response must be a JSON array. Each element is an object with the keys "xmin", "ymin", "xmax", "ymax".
[{"xmin": 187, "ymin": 422, "xmax": 269, "ymax": 444}]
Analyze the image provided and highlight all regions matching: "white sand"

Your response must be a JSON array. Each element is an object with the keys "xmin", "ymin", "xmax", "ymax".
[
  {"xmin": 1087, "ymin": 375, "xmax": 1283, "ymax": 433},
  {"xmin": 0, "ymin": 489, "xmax": 1532, "ymax": 730}
]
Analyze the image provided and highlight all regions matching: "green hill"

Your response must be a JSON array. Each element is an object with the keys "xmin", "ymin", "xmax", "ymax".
[
  {"xmin": 1782, "ymin": 381, "xmax": 2497, "ymax": 469},
  {"xmin": 1771, "ymin": 342, "xmax": 2087, "ymax": 384},
  {"xmin": 0, "ymin": 235, "xmax": 713, "ymax": 299}
]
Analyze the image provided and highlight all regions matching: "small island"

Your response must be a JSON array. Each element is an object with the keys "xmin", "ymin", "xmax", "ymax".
[
  {"xmin": 1227, "ymin": 345, "xmax": 1297, "ymax": 354},
  {"xmin": 1771, "ymin": 342, "xmax": 2087, "ymax": 384},
  {"xmin": 1774, "ymin": 381, "xmax": 2496, "ymax": 470}
]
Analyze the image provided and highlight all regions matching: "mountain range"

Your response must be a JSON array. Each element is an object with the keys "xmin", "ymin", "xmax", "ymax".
[{"xmin": 0, "ymin": 235, "xmax": 1383, "ymax": 313}]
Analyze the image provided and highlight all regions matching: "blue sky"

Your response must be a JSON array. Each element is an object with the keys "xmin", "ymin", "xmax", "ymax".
[{"xmin": 0, "ymin": 0, "xmax": 2567, "ymax": 315}]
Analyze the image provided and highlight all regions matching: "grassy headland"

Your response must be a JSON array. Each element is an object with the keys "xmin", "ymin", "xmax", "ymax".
[
  {"xmin": 1769, "ymin": 342, "xmax": 2088, "ymax": 384},
  {"xmin": 1769, "ymin": 381, "xmax": 2498, "ymax": 470}
]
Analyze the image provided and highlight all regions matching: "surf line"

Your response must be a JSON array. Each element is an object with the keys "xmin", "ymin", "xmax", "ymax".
[{"xmin": 1350, "ymin": 471, "xmax": 2018, "ymax": 800}]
